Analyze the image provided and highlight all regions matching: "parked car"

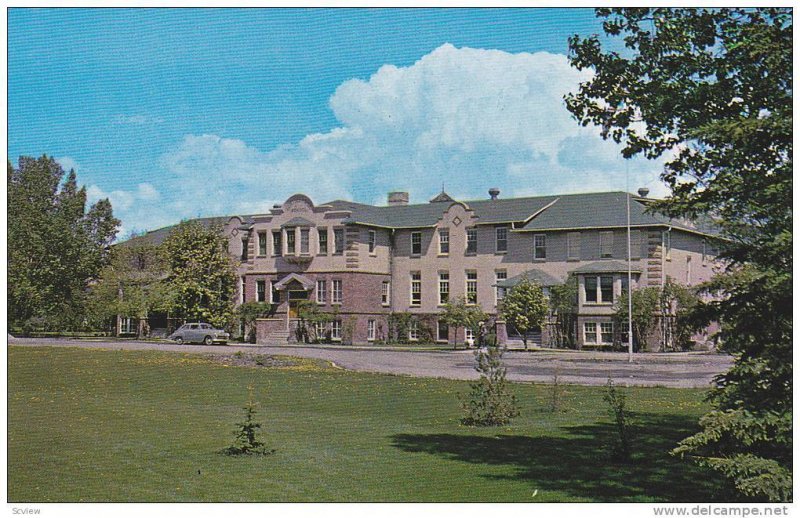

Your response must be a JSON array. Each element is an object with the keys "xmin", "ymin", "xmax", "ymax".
[{"xmin": 168, "ymin": 323, "xmax": 229, "ymax": 345}]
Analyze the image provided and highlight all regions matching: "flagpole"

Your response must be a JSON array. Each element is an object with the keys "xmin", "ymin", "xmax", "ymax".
[{"xmin": 626, "ymin": 159, "xmax": 633, "ymax": 363}]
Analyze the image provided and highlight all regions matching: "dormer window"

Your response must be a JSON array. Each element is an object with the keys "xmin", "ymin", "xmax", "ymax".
[
  {"xmin": 466, "ymin": 228, "xmax": 477, "ymax": 254},
  {"xmin": 411, "ymin": 231, "xmax": 422, "ymax": 255}
]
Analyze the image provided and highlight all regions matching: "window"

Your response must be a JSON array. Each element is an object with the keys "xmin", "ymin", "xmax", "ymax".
[
  {"xmin": 702, "ymin": 239, "xmax": 707, "ymax": 265},
  {"xmin": 437, "ymin": 320, "xmax": 449, "ymax": 342},
  {"xmin": 334, "ymin": 228, "xmax": 345, "ymax": 254},
  {"xmin": 272, "ymin": 231, "xmax": 282, "ymax": 256},
  {"xmin": 270, "ymin": 281, "xmax": 280, "ymax": 304},
  {"xmin": 332, "ymin": 280, "xmax": 343, "ymax": 304},
  {"xmin": 466, "ymin": 228, "xmax": 477, "ymax": 254},
  {"xmin": 240, "ymin": 276, "xmax": 246, "ymax": 304},
  {"xmin": 331, "ymin": 320, "xmax": 342, "ymax": 340},
  {"xmin": 496, "ymin": 227, "xmax": 508, "ymax": 253},
  {"xmin": 466, "ymin": 271, "xmax": 478, "ymax": 304},
  {"xmin": 629, "ymin": 229, "xmax": 641, "ymax": 259},
  {"xmin": 367, "ymin": 319, "xmax": 376, "ymax": 341},
  {"xmin": 439, "ymin": 272, "xmax": 449, "ymax": 305},
  {"xmin": 600, "ymin": 322, "xmax": 614, "ymax": 344},
  {"xmin": 585, "ymin": 276, "xmax": 598, "ymax": 303},
  {"xmin": 256, "ymin": 280, "xmax": 266, "ymax": 302},
  {"xmin": 567, "ymin": 232, "xmax": 581, "ymax": 260},
  {"xmin": 318, "ymin": 228, "xmax": 328, "ymax": 254},
  {"xmin": 411, "ymin": 231, "xmax": 422, "ymax": 255},
  {"xmin": 368, "ymin": 230, "xmax": 377, "ymax": 254},
  {"xmin": 600, "ymin": 231, "xmax": 614, "ymax": 258},
  {"xmin": 241, "ymin": 238, "xmax": 249, "ymax": 262},
  {"xmin": 465, "ymin": 327, "xmax": 475, "ymax": 344},
  {"xmin": 534, "ymin": 234, "xmax": 546, "ymax": 260},
  {"xmin": 408, "ymin": 320, "xmax": 419, "ymax": 341},
  {"xmin": 663, "ymin": 230, "xmax": 671, "ymax": 260},
  {"xmin": 286, "ymin": 229, "xmax": 296, "ymax": 254},
  {"xmin": 410, "ymin": 272, "xmax": 421, "ymax": 306},
  {"xmin": 686, "ymin": 256, "xmax": 692, "ymax": 284},
  {"xmin": 258, "ymin": 231, "xmax": 267, "ymax": 256},
  {"xmin": 584, "ymin": 322, "xmax": 597, "ymax": 344},
  {"xmin": 316, "ymin": 280, "xmax": 327, "ymax": 304},
  {"xmin": 300, "ymin": 228, "xmax": 310, "ymax": 254},
  {"xmin": 381, "ymin": 281, "xmax": 391, "ymax": 306},
  {"xmin": 439, "ymin": 229, "xmax": 450, "ymax": 255},
  {"xmin": 495, "ymin": 270, "xmax": 507, "ymax": 305},
  {"xmin": 600, "ymin": 276, "xmax": 613, "ymax": 303},
  {"xmin": 120, "ymin": 317, "xmax": 135, "ymax": 334}
]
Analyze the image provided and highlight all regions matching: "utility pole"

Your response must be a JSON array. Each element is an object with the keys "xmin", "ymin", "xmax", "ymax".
[{"xmin": 626, "ymin": 159, "xmax": 634, "ymax": 363}]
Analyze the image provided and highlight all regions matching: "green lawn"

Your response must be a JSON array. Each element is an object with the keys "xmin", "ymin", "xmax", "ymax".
[{"xmin": 8, "ymin": 346, "xmax": 729, "ymax": 502}]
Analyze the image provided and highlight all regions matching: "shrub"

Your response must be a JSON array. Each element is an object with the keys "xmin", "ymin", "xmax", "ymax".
[
  {"xmin": 603, "ymin": 377, "xmax": 632, "ymax": 462},
  {"xmin": 461, "ymin": 346, "xmax": 520, "ymax": 426},
  {"xmin": 222, "ymin": 387, "xmax": 275, "ymax": 456}
]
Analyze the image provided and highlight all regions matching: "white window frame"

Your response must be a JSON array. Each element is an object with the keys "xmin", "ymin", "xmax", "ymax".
[
  {"xmin": 411, "ymin": 231, "xmax": 422, "ymax": 256},
  {"xmin": 465, "ymin": 327, "xmax": 475, "ymax": 344},
  {"xmin": 286, "ymin": 228, "xmax": 296, "ymax": 255},
  {"xmin": 495, "ymin": 270, "xmax": 507, "ymax": 306},
  {"xmin": 663, "ymin": 229, "xmax": 672, "ymax": 260},
  {"xmin": 438, "ymin": 272, "xmax": 449, "ymax": 305},
  {"xmin": 408, "ymin": 319, "xmax": 419, "ymax": 341},
  {"xmin": 258, "ymin": 231, "xmax": 268, "ymax": 257},
  {"xmin": 316, "ymin": 280, "xmax": 327, "ymax": 304},
  {"xmin": 334, "ymin": 228, "xmax": 345, "ymax": 255},
  {"xmin": 367, "ymin": 319, "xmax": 376, "ymax": 341},
  {"xmin": 533, "ymin": 234, "xmax": 547, "ymax": 260},
  {"xmin": 495, "ymin": 226, "xmax": 508, "ymax": 253},
  {"xmin": 438, "ymin": 228, "xmax": 449, "ymax": 255},
  {"xmin": 368, "ymin": 230, "xmax": 377, "ymax": 255},
  {"xmin": 256, "ymin": 280, "xmax": 266, "ymax": 302},
  {"xmin": 269, "ymin": 281, "xmax": 279, "ymax": 304},
  {"xmin": 584, "ymin": 322, "xmax": 597, "ymax": 344},
  {"xmin": 318, "ymin": 227, "xmax": 328, "ymax": 255},
  {"xmin": 314, "ymin": 322, "xmax": 327, "ymax": 340},
  {"xmin": 331, "ymin": 320, "xmax": 342, "ymax": 341},
  {"xmin": 599, "ymin": 231, "xmax": 614, "ymax": 258},
  {"xmin": 466, "ymin": 271, "xmax": 478, "ymax": 305},
  {"xmin": 410, "ymin": 272, "xmax": 421, "ymax": 306},
  {"xmin": 272, "ymin": 230, "xmax": 282, "ymax": 257},
  {"xmin": 331, "ymin": 279, "xmax": 343, "ymax": 304},
  {"xmin": 436, "ymin": 320, "xmax": 449, "ymax": 342},
  {"xmin": 600, "ymin": 322, "xmax": 614, "ymax": 344},
  {"xmin": 300, "ymin": 228, "xmax": 310, "ymax": 254},
  {"xmin": 381, "ymin": 280, "xmax": 391, "ymax": 306},
  {"xmin": 120, "ymin": 317, "xmax": 135, "ymax": 334},
  {"xmin": 240, "ymin": 276, "xmax": 246, "ymax": 304}
]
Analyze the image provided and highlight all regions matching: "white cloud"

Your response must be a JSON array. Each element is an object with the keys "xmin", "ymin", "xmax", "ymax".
[
  {"xmin": 120, "ymin": 44, "xmax": 669, "ymax": 234},
  {"xmin": 56, "ymin": 156, "xmax": 80, "ymax": 172}
]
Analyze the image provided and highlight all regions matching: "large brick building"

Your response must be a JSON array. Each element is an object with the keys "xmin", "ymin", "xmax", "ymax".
[{"xmin": 174, "ymin": 188, "xmax": 717, "ymax": 348}]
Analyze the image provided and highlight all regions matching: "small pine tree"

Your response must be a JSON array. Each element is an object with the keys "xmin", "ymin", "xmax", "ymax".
[
  {"xmin": 461, "ymin": 346, "xmax": 520, "ymax": 426},
  {"xmin": 223, "ymin": 387, "xmax": 275, "ymax": 456},
  {"xmin": 603, "ymin": 377, "xmax": 632, "ymax": 462}
]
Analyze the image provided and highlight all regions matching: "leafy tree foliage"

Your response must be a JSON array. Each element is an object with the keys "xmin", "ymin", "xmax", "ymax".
[
  {"xmin": 567, "ymin": 8, "xmax": 791, "ymax": 500},
  {"xmin": 440, "ymin": 297, "xmax": 489, "ymax": 348},
  {"xmin": 8, "ymin": 156, "xmax": 120, "ymax": 331},
  {"xmin": 461, "ymin": 345, "xmax": 520, "ymax": 426},
  {"xmin": 548, "ymin": 275, "xmax": 579, "ymax": 348},
  {"xmin": 86, "ymin": 241, "xmax": 170, "ymax": 333},
  {"xmin": 614, "ymin": 286, "xmax": 660, "ymax": 351},
  {"xmin": 237, "ymin": 301, "xmax": 275, "ymax": 343},
  {"xmin": 295, "ymin": 300, "xmax": 333, "ymax": 343},
  {"xmin": 161, "ymin": 221, "xmax": 237, "ymax": 329},
  {"xmin": 499, "ymin": 278, "xmax": 549, "ymax": 350}
]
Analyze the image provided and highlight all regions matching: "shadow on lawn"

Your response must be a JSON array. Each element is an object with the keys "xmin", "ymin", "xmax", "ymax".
[{"xmin": 391, "ymin": 413, "xmax": 732, "ymax": 502}]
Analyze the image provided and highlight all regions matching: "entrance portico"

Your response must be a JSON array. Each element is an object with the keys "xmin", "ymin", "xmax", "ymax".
[{"xmin": 273, "ymin": 272, "xmax": 315, "ymax": 325}]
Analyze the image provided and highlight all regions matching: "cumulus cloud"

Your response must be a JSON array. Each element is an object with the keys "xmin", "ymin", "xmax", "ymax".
[
  {"xmin": 56, "ymin": 156, "xmax": 80, "ymax": 172},
  {"xmin": 119, "ymin": 44, "xmax": 668, "ymax": 234}
]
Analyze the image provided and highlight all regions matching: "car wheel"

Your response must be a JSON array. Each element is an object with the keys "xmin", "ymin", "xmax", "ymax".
[
  {"xmin": 204, "ymin": 336, "xmax": 213, "ymax": 345},
  {"xmin": 175, "ymin": 337, "xmax": 183, "ymax": 344}
]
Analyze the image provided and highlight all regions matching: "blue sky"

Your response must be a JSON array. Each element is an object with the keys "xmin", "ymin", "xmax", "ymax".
[{"xmin": 9, "ymin": 8, "xmax": 668, "ymax": 238}]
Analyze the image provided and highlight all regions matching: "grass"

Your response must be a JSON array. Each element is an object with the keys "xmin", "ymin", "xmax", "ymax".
[{"xmin": 8, "ymin": 346, "xmax": 731, "ymax": 502}]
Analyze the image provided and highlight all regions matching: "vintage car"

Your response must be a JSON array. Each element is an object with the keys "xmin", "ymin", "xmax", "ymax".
[{"xmin": 168, "ymin": 323, "xmax": 229, "ymax": 345}]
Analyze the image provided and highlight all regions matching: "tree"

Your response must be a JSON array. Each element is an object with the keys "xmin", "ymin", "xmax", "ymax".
[
  {"xmin": 237, "ymin": 301, "xmax": 274, "ymax": 343},
  {"xmin": 8, "ymin": 155, "xmax": 120, "ymax": 331},
  {"xmin": 613, "ymin": 286, "xmax": 660, "ymax": 351},
  {"xmin": 499, "ymin": 278, "xmax": 549, "ymax": 350},
  {"xmin": 440, "ymin": 297, "xmax": 489, "ymax": 349},
  {"xmin": 161, "ymin": 220, "xmax": 238, "ymax": 329},
  {"xmin": 294, "ymin": 300, "xmax": 332, "ymax": 343},
  {"xmin": 85, "ymin": 241, "xmax": 170, "ymax": 334},
  {"xmin": 461, "ymin": 345, "xmax": 520, "ymax": 426},
  {"xmin": 548, "ymin": 275, "xmax": 579, "ymax": 348},
  {"xmin": 567, "ymin": 8, "xmax": 791, "ymax": 500}
]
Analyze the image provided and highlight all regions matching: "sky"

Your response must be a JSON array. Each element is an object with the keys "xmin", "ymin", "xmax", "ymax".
[{"xmin": 8, "ymin": 8, "xmax": 670, "ymax": 238}]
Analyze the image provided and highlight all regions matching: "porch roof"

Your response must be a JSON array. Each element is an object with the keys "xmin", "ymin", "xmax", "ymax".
[{"xmin": 273, "ymin": 273, "xmax": 315, "ymax": 290}]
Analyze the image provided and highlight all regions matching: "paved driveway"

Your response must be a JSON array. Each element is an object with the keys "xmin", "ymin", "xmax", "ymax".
[{"xmin": 8, "ymin": 337, "xmax": 732, "ymax": 388}]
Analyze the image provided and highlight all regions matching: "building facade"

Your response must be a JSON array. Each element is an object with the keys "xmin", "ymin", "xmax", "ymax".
[{"xmin": 214, "ymin": 189, "xmax": 719, "ymax": 349}]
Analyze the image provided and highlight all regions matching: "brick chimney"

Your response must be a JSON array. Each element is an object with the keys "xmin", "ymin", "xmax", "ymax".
[{"xmin": 387, "ymin": 191, "xmax": 409, "ymax": 206}]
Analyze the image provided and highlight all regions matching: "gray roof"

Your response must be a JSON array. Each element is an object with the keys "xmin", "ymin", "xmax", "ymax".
[
  {"xmin": 570, "ymin": 260, "xmax": 642, "ymax": 274},
  {"xmin": 118, "ymin": 216, "xmax": 238, "ymax": 247},
  {"xmin": 328, "ymin": 191, "xmax": 719, "ymax": 235},
  {"xmin": 496, "ymin": 269, "xmax": 562, "ymax": 288}
]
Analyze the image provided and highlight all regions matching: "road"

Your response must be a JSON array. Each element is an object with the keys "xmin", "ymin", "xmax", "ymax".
[{"xmin": 8, "ymin": 336, "xmax": 732, "ymax": 388}]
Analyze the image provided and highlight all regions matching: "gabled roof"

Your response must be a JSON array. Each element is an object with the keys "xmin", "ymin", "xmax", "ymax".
[
  {"xmin": 118, "ymin": 216, "xmax": 241, "ymax": 247},
  {"xmin": 273, "ymin": 273, "xmax": 315, "ymax": 290},
  {"xmin": 281, "ymin": 217, "xmax": 316, "ymax": 228},
  {"xmin": 570, "ymin": 260, "xmax": 642, "ymax": 274},
  {"xmin": 496, "ymin": 269, "xmax": 562, "ymax": 288}
]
